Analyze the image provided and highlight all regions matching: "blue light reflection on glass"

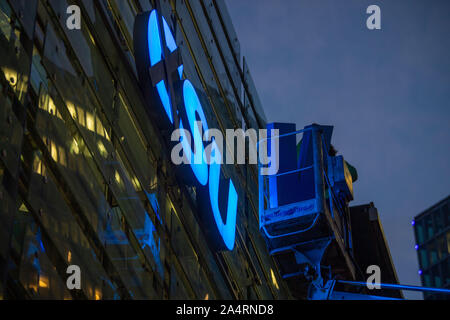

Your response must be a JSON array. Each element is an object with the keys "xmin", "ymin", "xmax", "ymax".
[
  {"xmin": 208, "ymin": 140, "xmax": 238, "ymax": 250},
  {"xmin": 142, "ymin": 214, "xmax": 164, "ymax": 278},
  {"xmin": 145, "ymin": 191, "xmax": 163, "ymax": 224}
]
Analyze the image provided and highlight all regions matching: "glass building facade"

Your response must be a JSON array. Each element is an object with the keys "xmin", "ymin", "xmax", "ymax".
[
  {"xmin": 0, "ymin": 0, "xmax": 290, "ymax": 299},
  {"xmin": 413, "ymin": 195, "xmax": 450, "ymax": 300}
]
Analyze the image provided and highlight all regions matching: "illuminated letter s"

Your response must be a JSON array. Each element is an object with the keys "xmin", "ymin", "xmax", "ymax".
[{"xmin": 181, "ymin": 80, "xmax": 209, "ymax": 186}]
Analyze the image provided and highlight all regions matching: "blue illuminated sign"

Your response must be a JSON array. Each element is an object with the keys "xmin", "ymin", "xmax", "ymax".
[{"xmin": 134, "ymin": 9, "xmax": 238, "ymax": 250}]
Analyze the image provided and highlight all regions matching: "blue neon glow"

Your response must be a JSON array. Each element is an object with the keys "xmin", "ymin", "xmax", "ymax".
[
  {"xmin": 415, "ymin": 244, "xmax": 419, "ymax": 250},
  {"xmin": 148, "ymin": 10, "xmax": 162, "ymax": 66},
  {"xmin": 156, "ymin": 80, "xmax": 173, "ymax": 124},
  {"xmin": 148, "ymin": 11, "xmax": 180, "ymax": 124},
  {"xmin": 411, "ymin": 220, "xmax": 415, "ymax": 226},
  {"xmin": 144, "ymin": 10, "xmax": 239, "ymax": 251},
  {"xmin": 208, "ymin": 140, "xmax": 238, "ymax": 250},
  {"xmin": 178, "ymin": 64, "xmax": 184, "ymax": 80},
  {"xmin": 182, "ymin": 80, "xmax": 209, "ymax": 186},
  {"xmin": 418, "ymin": 269, "xmax": 423, "ymax": 275},
  {"xmin": 163, "ymin": 17, "xmax": 177, "ymax": 53}
]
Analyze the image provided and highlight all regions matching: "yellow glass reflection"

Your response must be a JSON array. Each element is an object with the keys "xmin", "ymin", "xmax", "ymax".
[
  {"xmin": 48, "ymin": 98, "xmax": 57, "ymax": 116},
  {"xmin": 2, "ymin": 67, "xmax": 17, "ymax": 87},
  {"xmin": 64, "ymin": 100, "xmax": 111, "ymax": 143},
  {"xmin": 103, "ymin": 128, "xmax": 111, "ymax": 141},
  {"xmin": 33, "ymin": 155, "xmax": 44, "ymax": 175},
  {"xmin": 97, "ymin": 140, "xmax": 108, "ymax": 158},
  {"xmin": 67, "ymin": 101, "xmax": 77, "ymax": 119},
  {"xmin": 59, "ymin": 146, "xmax": 67, "ymax": 166},
  {"xmin": 115, "ymin": 171, "xmax": 122, "ymax": 186},
  {"xmin": 86, "ymin": 112, "xmax": 95, "ymax": 132},
  {"xmin": 270, "ymin": 269, "xmax": 279, "ymax": 290},
  {"xmin": 51, "ymin": 141, "xmax": 58, "ymax": 162},
  {"xmin": 28, "ymin": 283, "xmax": 38, "ymax": 293},
  {"xmin": 95, "ymin": 288, "xmax": 102, "ymax": 300},
  {"xmin": 38, "ymin": 94, "xmax": 63, "ymax": 119},
  {"xmin": 19, "ymin": 203, "xmax": 29, "ymax": 213},
  {"xmin": 0, "ymin": 11, "xmax": 12, "ymax": 41},
  {"xmin": 77, "ymin": 106, "xmax": 85, "ymax": 126},
  {"xmin": 96, "ymin": 117, "xmax": 104, "ymax": 137},
  {"xmin": 132, "ymin": 176, "xmax": 141, "ymax": 191},
  {"xmin": 39, "ymin": 275, "xmax": 49, "ymax": 288},
  {"xmin": 42, "ymin": 136, "xmax": 69, "ymax": 169},
  {"xmin": 87, "ymin": 29, "xmax": 96, "ymax": 46},
  {"xmin": 70, "ymin": 139, "xmax": 80, "ymax": 155}
]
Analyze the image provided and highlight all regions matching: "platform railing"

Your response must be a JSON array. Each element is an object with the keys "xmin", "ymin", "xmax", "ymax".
[
  {"xmin": 257, "ymin": 125, "xmax": 355, "ymax": 257},
  {"xmin": 257, "ymin": 127, "xmax": 314, "ymax": 229}
]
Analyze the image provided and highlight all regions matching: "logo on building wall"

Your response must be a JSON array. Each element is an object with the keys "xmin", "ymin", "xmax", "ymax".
[{"xmin": 133, "ymin": 9, "xmax": 238, "ymax": 250}]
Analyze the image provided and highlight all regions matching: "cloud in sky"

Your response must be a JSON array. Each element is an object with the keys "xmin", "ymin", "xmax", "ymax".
[{"xmin": 226, "ymin": 0, "xmax": 450, "ymax": 299}]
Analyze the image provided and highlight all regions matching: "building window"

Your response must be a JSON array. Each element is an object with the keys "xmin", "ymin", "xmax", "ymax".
[
  {"xmin": 428, "ymin": 241, "xmax": 438, "ymax": 265},
  {"xmin": 415, "ymin": 220, "xmax": 425, "ymax": 244},
  {"xmin": 425, "ymin": 215, "xmax": 434, "ymax": 241},
  {"xmin": 419, "ymin": 249, "xmax": 429, "ymax": 269}
]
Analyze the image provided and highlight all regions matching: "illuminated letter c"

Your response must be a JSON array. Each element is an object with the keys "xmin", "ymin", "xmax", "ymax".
[{"xmin": 208, "ymin": 141, "xmax": 238, "ymax": 250}]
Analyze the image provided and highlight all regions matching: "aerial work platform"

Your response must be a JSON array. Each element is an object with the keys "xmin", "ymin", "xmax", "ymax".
[
  {"xmin": 258, "ymin": 123, "xmax": 357, "ymax": 298},
  {"xmin": 258, "ymin": 123, "xmax": 450, "ymax": 300}
]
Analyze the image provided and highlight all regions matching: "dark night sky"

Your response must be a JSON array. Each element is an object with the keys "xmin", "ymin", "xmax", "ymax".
[{"xmin": 226, "ymin": 0, "xmax": 450, "ymax": 299}]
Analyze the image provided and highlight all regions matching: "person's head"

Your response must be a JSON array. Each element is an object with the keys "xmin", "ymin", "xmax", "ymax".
[{"xmin": 329, "ymin": 144, "xmax": 338, "ymax": 157}]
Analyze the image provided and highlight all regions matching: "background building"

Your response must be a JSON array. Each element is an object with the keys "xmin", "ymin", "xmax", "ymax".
[
  {"xmin": 413, "ymin": 195, "xmax": 450, "ymax": 300},
  {"xmin": 0, "ymin": 0, "xmax": 289, "ymax": 299}
]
